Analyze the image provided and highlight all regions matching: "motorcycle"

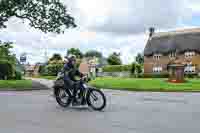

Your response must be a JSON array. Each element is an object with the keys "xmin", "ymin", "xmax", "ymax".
[{"xmin": 53, "ymin": 72, "xmax": 106, "ymax": 111}]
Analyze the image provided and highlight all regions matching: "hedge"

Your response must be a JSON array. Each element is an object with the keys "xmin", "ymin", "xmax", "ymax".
[
  {"xmin": 139, "ymin": 73, "xmax": 169, "ymax": 78},
  {"xmin": 185, "ymin": 74, "xmax": 199, "ymax": 78},
  {"xmin": 102, "ymin": 65, "xmax": 132, "ymax": 72}
]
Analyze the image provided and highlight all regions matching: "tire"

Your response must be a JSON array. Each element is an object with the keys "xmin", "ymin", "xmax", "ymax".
[
  {"xmin": 55, "ymin": 87, "xmax": 72, "ymax": 108},
  {"xmin": 87, "ymin": 89, "xmax": 106, "ymax": 111}
]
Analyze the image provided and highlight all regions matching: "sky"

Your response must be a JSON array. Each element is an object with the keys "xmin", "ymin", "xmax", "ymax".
[{"xmin": 1, "ymin": 0, "xmax": 200, "ymax": 64}]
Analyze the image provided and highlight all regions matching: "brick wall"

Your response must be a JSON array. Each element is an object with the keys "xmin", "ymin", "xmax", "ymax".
[{"xmin": 144, "ymin": 53, "xmax": 200, "ymax": 74}]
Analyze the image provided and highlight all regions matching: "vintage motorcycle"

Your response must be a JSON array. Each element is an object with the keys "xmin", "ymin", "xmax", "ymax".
[{"xmin": 53, "ymin": 72, "xmax": 106, "ymax": 111}]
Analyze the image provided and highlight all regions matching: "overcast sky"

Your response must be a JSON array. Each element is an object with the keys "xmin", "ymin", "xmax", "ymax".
[{"xmin": 1, "ymin": 0, "xmax": 200, "ymax": 64}]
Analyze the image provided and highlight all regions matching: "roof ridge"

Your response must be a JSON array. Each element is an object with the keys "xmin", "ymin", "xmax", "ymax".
[{"xmin": 152, "ymin": 28, "xmax": 200, "ymax": 38}]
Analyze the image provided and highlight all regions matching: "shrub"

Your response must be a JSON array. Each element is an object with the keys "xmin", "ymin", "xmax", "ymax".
[
  {"xmin": 185, "ymin": 74, "xmax": 198, "ymax": 78},
  {"xmin": 0, "ymin": 61, "xmax": 13, "ymax": 79},
  {"xmin": 46, "ymin": 64, "xmax": 63, "ymax": 76},
  {"xmin": 103, "ymin": 65, "xmax": 132, "ymax": 72},
  {"xmin": 14, "ymin": 71, "xmax": 22, "ymax": 80},
  {"xmin": 38, "ymin": 65, "xmax": 47, "ymax": 75},
  {"xmin": 136, "ymin": 64, "xmax": 143, "ymax": 74},
  {"xmin": 131, "ymin": 63, "xmax": 136, "ymax": 74}
]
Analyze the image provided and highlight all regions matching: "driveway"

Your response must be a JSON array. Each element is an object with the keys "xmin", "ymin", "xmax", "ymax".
[
  {"xmin": 0, "ymin": 88, "xmax": 200, "ymax": 133},
  {"xmin": 29, "ymin": 78, "xmax": 54, "ymax": 89}
]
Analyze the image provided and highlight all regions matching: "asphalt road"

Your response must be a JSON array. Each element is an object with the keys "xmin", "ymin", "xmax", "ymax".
[{"xmin": 0, "ymin": 89, "xmax": 200, "ymax": 133}]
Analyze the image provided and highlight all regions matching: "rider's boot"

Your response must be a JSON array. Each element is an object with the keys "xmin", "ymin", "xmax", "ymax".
[{"xmin": 72, "ymin": 88, "xmax": 80, "ymax": 106}]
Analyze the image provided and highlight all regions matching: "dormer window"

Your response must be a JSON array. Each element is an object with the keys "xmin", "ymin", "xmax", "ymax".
[
  {"xmin": 169, "ymin": 52, "xmax": 176, "ymax": 59},
  {"xmin": 185, "ymin": 51, "xmax": 195, "ymax": 58},
  {"xmin": 153, "ymin": 53, "xmax": 162, "ymax": 60}
]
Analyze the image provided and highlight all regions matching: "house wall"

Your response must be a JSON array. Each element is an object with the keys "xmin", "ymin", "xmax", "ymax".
[
  {"xmin": 144, "ymin": 53, "xmax": 200, "ymax": 74},
  {"xmin": 191, "ymin": 54, "xmax": 200, "ymax": 72},
  {"xmin": 144, "ymin": 55, "xmax": 170, "ymax": 74},
  {"xmin": 144, "ymin": 56, "xmax": 153, "ymax": 74}
]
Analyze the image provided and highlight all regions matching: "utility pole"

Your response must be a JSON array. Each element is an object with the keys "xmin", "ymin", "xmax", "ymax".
[{"xmin": 44, "ymin": 48, "xmax": 48, "ymax": 64}]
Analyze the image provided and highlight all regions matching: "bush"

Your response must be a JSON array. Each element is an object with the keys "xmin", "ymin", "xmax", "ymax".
[
  {"xmin": 14, "ymin": 71, "xmax": 22, "ymax": 80},
  {"xmin": 103, "ymin": 65, "xmax": 132, "ymax": 72},
  {"xmin": 131, "ymin": 63, "xmax": 136, "ymax": 74},
  {"xmin": 38, "ymin": 65, "xmax": 47, "ymax": 75},
  {"xmin": 46, "ymin": 64, "xmax": 63, "ymax": 76},
  {"xmin": 136, "ymin": 64, "xmax": 143, "ymax": 74},
  {"xmin": 185, "ymin": 74, "xmax": 198, "ymax": 78},
  {"xmin": 0, "ymin": 61, "xmax": 13, "ymax": 80}
]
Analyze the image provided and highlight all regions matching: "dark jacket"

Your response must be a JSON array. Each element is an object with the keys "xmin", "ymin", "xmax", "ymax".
[{"xmin": 63, "ymin": 62, "xmax": 83, "ymax": 82}]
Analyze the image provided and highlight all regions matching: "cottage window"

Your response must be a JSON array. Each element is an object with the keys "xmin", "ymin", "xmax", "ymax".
[
  {"xmin": 169, "ymin": 52, "xmax": 176, "ymax": 59},
  {"xmin": 153, "ymin": 66, "xmax": 163, "ymax": 73},
  {"xmin": 153, "ymin": 54, "xmax": 162, "ymax": 60},
  {"xmin": 184, "ymin": 63, "xmax": 196, "ymax": 73},
  {"xmin": 185, "ymin": 51, "xmax": 195, "ymax": 58}
]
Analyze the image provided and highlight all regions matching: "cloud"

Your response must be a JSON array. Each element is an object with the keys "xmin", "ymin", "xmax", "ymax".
[
  {"xmin": 0, "ymin": 0, "xmax": 199, "ymax": 64},
  {"xmin": 188, "ymin": 0, "xmax": 200, "ymax": 15},
  {"xmin": 78, "ymin": 0, "xmax": 191, "ymax": 34}
]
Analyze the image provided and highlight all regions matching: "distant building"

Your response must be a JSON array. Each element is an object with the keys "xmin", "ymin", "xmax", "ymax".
[
  {"xmin": 79, "ymin": 58, "xmax": 90, "ymax": 75},
  {"xmin": 79, "ymin": 57, "xmax": 107, "ymax": 78},
  {"xmin": 24, "ymin": 64, "xmax": 41, "ymax": 77},
  {"xmin": 144, "ymin": 28, "xmax": 200, "ymax": 75}
]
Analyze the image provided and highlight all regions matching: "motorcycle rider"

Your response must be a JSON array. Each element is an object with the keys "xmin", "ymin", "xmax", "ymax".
[{"xmin": 63, "ymin": 55, "xmax": 84, "ymax": 105}]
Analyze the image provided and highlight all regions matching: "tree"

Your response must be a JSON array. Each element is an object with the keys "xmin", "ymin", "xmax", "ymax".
[
  {"xmin": 0, "ymin": 41, "xmax": 15, "ymax": 62},
  {"xmin": 136, "ymin": 64, "xmax": 143, "ymax": 74},
  {"xmin": 131, "ymin": 62, "xmax": 136, "ymax": 74},
  {"xmin": 107, "ymin": 52, "xmax": 122, "ymax": 65},
  {"xmin": 135, "ymin": 53, "xmax": 144, "ymax": 65},
  {"xmin": 0, "ymin": 0, "xmax": 76, "ymax": 33},
  {"xmin": 0, "ymin": 41, "xmax": 16, "ymax": 79},
  {"xmin": 46, "ymin": 53, "xmax": 63, "ymax": 76},
  {"xmin": 49, "ymin": 53, "xmax": 62, "ymax": 61},
  {"xmin": 67, "ymin": 48, "xmax": 83, "ymax": 59},
  {"xmin": 85, "ymin": 50, "xmax": 102, "ymax": 58}
]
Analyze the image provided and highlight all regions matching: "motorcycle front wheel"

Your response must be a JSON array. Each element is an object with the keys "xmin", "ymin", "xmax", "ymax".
[
  {"xmin": 55, "ymin": 87, "xmax": 72, "ymax": 107},
  {"xmin": 87, "ymin": 89, "xmax": 106, "ymax": 111}
]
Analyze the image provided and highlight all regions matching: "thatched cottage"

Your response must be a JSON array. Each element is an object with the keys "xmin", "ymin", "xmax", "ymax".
[{"xmin": 144, "ymin": 28, "xmax": 200, "ymax": 75}]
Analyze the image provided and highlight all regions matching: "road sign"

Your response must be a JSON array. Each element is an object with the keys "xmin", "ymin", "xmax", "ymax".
[{"xmin": 20, "ymin": 53, "xmax": 27, "ymax": 63}]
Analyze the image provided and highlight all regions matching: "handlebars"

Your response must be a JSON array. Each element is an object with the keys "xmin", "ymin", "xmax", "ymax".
[
  {"xmin": 56, "ymin": 71, "xmax": 91, "ymax": 82},
  {"xmin": 80, "ymin": 75, "xmax": 89, "ymax": 83}
]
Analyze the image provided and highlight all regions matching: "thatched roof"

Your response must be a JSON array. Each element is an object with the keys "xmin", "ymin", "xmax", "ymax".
[{"xmin": 144, "ymin": 28, "xmax": 200, "ymax": 56}]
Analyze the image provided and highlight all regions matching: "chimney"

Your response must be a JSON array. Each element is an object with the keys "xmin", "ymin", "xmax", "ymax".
[{"xmin": 149, "ymin": 27, "xmax": 155, "ymax": 38}]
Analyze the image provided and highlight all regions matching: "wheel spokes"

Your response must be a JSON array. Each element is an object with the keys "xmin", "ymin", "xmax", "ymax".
[
  {"xmin": 59, "ymin": 89, "xmax": 69, "ymax": 103},
  {"xmin": 89, "ymin": 91, "xmax": 104, "ymax": 108}
]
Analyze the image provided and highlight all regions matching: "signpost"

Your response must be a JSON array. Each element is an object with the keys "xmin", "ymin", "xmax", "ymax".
[{"xmin": 20, "ymin": 53, "xmax": 27, "ymax": 64}]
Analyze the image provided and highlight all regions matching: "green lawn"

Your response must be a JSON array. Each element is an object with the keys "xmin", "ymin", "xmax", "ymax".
[
  {"xmin": 32, "ymin": 75, "xmax": 56, "ymax": 80},
  {"xmin": 0, "ymin": 80, "xmax": 32, "ymax": 90},
  {"xmin": 89, "ymin": 77, "xmax": 200, "ymax": 92}
]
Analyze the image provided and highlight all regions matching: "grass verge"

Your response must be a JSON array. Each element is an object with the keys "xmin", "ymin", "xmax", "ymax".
[
  {"xmin": 89, "ymin": 77, "xmax": 200, "ymax": 92},
  {"xmin": 0, "ymin": 80, "xmax": 32, "ymax": 90}
]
